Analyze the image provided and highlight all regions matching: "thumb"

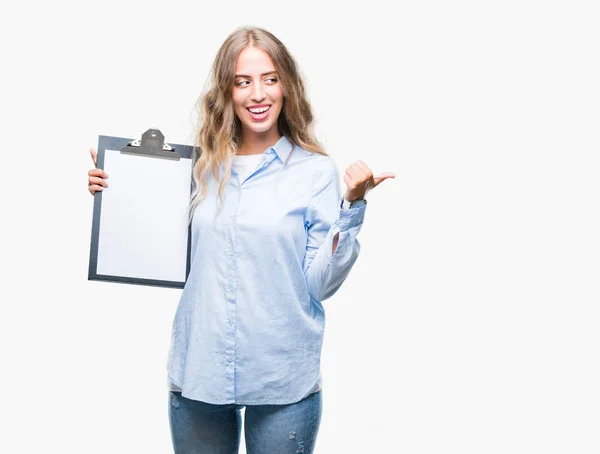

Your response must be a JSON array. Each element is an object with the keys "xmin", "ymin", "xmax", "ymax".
[
  {"xmin": 90, "ymin": 148, "xmax": 98, "ymax": 167},
  {"xmin": 373, "ymin": 172, "xmax": 396, "ymax": 187}
]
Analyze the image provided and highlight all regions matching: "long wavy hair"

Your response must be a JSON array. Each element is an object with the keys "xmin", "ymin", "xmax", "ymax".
[{"xmin": 188, "ymin": 26, "xmax": 327, "ymax": 222}]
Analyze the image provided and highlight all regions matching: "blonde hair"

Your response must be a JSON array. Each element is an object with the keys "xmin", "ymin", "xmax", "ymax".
[{"xmin": 189, "ymin": 26, "xmax": 327, "ymax": 221}]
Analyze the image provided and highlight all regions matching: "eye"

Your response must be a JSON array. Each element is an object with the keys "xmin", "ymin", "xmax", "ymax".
[
  {"xmin": 266, "ymin": 77, "xmax": 278, "ymax": 83},
  {"xmin": 235, "ymin": 80, "xmax": 250, "ymax": 87}
]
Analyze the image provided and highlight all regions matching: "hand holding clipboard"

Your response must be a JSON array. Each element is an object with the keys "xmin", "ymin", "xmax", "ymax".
[{"xmin": 88, "ymin": 149, "xmax": 108, "ymax": 195}]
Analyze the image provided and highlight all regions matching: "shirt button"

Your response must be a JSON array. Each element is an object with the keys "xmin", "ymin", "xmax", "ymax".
[{"xmin": 226, "ymin": 356, "xmax": 233, "ymax": 362}]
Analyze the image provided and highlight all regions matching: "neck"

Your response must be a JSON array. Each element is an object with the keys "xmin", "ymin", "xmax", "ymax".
[{"xmin": 238, "ymin": 130, "xmax": 282, "ymax": 155}]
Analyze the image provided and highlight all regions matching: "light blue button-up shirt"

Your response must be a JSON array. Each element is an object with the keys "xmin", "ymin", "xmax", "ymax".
[{"xmin": 167, "ymin": 135, "xmax": 367, "ymax": 405}]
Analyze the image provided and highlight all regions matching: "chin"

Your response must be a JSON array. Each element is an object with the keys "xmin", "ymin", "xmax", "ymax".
[{"xmin": 246, "ymin": 123, "xmax": 276, "ymax": 134}]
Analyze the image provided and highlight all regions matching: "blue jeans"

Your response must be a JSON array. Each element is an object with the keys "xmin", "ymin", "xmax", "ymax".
[{"xmin": 168, "ymin": 390, "xmax": 322, "ymax": 454}]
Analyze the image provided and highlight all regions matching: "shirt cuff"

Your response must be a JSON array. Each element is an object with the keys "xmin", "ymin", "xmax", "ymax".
[{"xmin": 335, "ymin": 198, "xmax": 367, "ymax": 230}]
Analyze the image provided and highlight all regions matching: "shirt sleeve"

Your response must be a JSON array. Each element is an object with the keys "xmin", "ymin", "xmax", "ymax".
[{"xmin": 303, "ymin": 157, "xmax": 367, "ymax": 302}]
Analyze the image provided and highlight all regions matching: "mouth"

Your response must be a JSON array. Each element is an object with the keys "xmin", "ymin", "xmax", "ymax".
[{"xmin": 246, "ymin": 105, "xmax": 271, "ymax": 121}]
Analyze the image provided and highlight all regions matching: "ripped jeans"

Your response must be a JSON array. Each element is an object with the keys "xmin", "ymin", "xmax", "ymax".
[{"xmin": 168, "ymin": 390, "xmax": 322, "ymax": 454}]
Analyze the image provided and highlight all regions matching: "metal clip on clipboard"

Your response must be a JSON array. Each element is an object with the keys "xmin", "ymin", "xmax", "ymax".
[{"xmin": 120, "ymin": 128, "xmax": 180, "ymax": 161}]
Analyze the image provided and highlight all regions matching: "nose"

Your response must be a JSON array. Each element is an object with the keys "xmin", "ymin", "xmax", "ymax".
[{"xmin": 251, "ymin": 82, "xmax": 265, "ymax": 102}]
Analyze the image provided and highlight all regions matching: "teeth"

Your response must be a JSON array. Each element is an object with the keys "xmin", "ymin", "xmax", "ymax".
[{"xmin": 248, "ymin": 106, "xmax": 270, "ymax": 114}]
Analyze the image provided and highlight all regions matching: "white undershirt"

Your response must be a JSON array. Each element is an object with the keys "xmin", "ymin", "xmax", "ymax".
[{"xmin": 231, "ymin": 153, "xmax": 264, "ymax": 183}]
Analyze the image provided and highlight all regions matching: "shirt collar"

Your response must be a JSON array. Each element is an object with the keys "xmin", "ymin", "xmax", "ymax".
[{"xmin": 269, "ymin": 135, "xmax": 294, "ymax": 163}]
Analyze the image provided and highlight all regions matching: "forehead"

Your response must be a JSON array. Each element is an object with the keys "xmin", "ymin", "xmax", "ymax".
[{"xmin": 234, "ymin": 47, "xmax": 276, "ymax": 76}]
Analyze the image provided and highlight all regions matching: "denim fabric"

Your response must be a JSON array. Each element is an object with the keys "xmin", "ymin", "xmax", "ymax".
[
  {"xmin": 167, "ymin": 135, "xmax": 366, "ymax": 405},
  {"xmin": 169, "ymin": 389, "xmax": 322, "ymax": 454}
]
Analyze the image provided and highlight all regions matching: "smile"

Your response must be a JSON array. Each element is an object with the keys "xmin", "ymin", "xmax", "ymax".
[
  {"xmin": 247, "ymin": 106, "xmax": 271, "ymax": 114},
  {"xmin": 246, "ymin": 106, "xmax": 271, "ymax": 121}
]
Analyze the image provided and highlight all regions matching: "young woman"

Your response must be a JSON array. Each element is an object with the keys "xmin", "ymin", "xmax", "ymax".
[{"xmin": 88, "ymin": 26, "xmax": 394, "ymax": 454}]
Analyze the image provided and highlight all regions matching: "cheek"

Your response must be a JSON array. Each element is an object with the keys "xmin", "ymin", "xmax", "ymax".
[
  {"xmin": 273, "ymin": 86, "xmax": 284, "ymax": 101},
  {"xmin": 232, "ymin": 92, "xmax": 244, "ymax": 109}
]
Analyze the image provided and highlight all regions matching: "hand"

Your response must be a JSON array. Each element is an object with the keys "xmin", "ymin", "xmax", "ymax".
[
  {"xmin": 88, "ymin": 148, "xmax": 109, "ymax": 195},
  {"xmin": 343, "ymin": 160, "xmax": 395, "ymax": 201}
]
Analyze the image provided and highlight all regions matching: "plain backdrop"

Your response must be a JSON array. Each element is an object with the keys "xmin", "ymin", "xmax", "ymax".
[{"xmin": 2, "ymin": 1, "xmax": 599, "ymax": 453}]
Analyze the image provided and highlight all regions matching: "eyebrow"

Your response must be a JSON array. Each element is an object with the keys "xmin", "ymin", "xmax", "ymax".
[{"xmin": 234, "ymin": 71, "xmax": 278, "ymax": 78}]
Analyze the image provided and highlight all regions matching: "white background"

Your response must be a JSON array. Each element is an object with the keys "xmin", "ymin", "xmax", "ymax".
[{"xmin": 1, "ymin": 1, "xmax": 599, "ymax": 453}]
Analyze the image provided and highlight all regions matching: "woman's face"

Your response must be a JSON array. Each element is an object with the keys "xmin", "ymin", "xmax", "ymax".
[{"xmin": 232, "ymin": 46, "xmax": 284, "ymax": 141}]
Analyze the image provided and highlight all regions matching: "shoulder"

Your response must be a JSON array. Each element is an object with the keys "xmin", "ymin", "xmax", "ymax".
[
  {"xmin": 290, "ymin": 145, "xmax": 339, "ymax": 180},
  {"xmin": 311, "ymin": 154, "xmax": 339, "ymax": 188}
]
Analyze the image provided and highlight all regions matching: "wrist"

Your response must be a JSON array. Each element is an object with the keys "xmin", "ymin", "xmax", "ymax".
[
  {"xmin": 344, "ymin": 192, "xmax": 364, "ymax": 202},
  {"xmin": 341, "ymin": 197, "xmax": 367, "ymax": 210}
]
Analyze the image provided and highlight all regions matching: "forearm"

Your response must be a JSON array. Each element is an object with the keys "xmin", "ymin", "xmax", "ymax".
[{"xmin": 305, "ymin": 204, "xmax": 366, "ymax": 301}]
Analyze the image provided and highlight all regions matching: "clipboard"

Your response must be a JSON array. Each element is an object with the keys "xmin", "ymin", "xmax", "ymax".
[{"xmin": 88, "ymin": 129, "xmax": 196, "ymax": 289}]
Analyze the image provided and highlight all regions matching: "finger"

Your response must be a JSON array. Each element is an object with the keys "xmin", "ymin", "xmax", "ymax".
[
  {"xmin": 89, "ymin": 176, "xmax": 108, "ymax": 187},
  {"xmin": 345, "ymin": 163, "xmax": 366, "ymax": 181},
  {"xmin": 90, "ymin": 148, "xmax": 98, "ymax": 166},
  {"xmin": 343, "ymin": 174, "xmax": 363, "ymax": 194},
  {"xmin": 345, "ymin": 168, "xmax": 363, "ymax": 186},
  {"xmin": 355, "ymin": 160, "xmax": 372, "ymax": 174},
  {"xmin": 88, "ymin": 168, "xmax": 108, "ymax": 179},
  {"xmin": 88, "ymin": 184, "xmax": 105, "ymax": 195},
  {"xmin": 351, "ymin": 162, "xmax": 370, "ymax": 178},
  {"xmin": 354, "ymin": 161, "xmax": 373, "ymax": 181},
  {"xmin": 373, "ymin": 172, "xmax": 396, "ymax": 186},
  {"xmin": 352, "ymin": 162, "xmax": 373, "ymax": 181}
]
